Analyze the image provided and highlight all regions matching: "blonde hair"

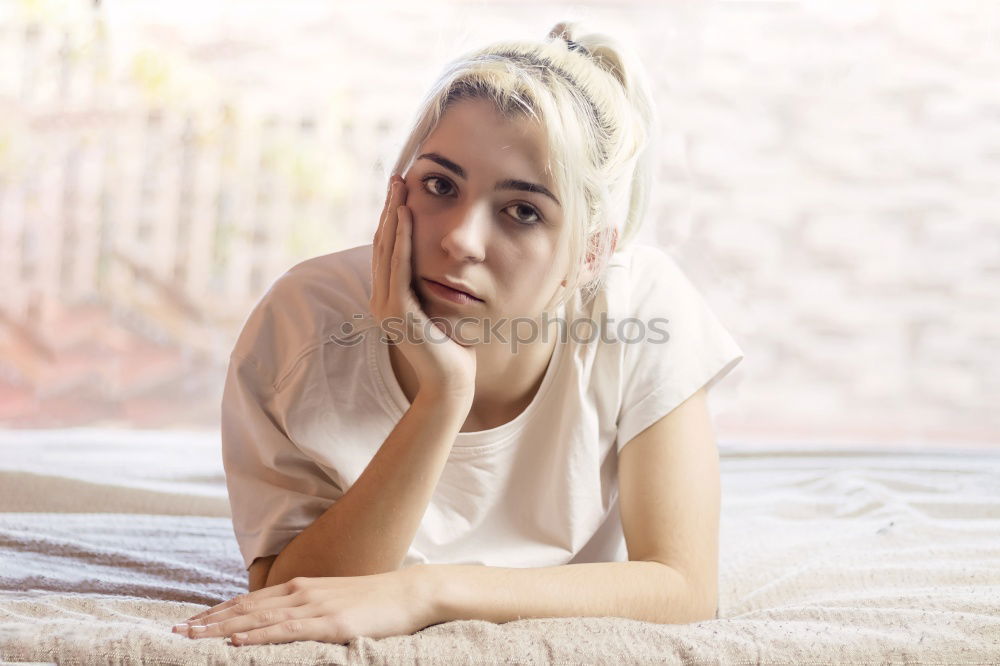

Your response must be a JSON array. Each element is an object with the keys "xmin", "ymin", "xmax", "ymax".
[{"xmin": 390, "ymin": 20, "xmax": 658, "ymax": 313}]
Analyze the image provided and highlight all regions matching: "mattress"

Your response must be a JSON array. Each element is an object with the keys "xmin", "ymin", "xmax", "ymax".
[{"xmin": 1, "ymin": 429, "xmax": 998, "ymax": 664}]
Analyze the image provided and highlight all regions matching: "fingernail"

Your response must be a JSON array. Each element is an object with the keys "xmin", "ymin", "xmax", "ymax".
[
  {"xmin": 172, "ymin": 623, "xmax": 188, "ymax": 633},
  {"xmin": 191, "ymin": 625, "xmax": 207, "ymax": 633}
]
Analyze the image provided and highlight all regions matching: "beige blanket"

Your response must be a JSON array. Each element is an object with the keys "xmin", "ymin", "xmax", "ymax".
[{"xmin": 1, "ymin": 430, "xmax": 998, "ymax": 664}]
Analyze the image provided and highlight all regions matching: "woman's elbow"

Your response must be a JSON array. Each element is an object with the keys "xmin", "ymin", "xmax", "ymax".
[{"xmin": 248, "ymin": 554, "xmax": 278, "ymax": 592}]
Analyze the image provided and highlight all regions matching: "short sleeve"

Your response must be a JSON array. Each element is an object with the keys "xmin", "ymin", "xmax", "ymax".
[
  {"xmin": 615, "ymin": 248, "xmax": 744, "ymax": 454},
  {"xmin": 221, "ymin": 353, "xmax": 345, "ymax": 571}
]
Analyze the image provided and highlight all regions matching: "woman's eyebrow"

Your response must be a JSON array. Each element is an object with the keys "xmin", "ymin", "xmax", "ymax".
[{"xmin": 416, "ymin": 152, "xmax": 561, "ymax": 206}]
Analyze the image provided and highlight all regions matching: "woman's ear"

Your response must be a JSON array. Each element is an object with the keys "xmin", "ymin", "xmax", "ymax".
[
  {"xmin": 582, "ymin": 228, "xmax": 618, "ymax": 280},
  {"xmin": 560, "ymin": 228, "xmax": 618, "ymax": 289}
]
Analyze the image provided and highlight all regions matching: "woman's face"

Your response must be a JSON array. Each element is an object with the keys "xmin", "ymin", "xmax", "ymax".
[{"xmin": 403, "ymin": 97, "xmax": 569, "ymax": 342}]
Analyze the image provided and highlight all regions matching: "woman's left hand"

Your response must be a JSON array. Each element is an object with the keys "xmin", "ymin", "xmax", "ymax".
[{"xmin": 173, "ymin": 565, "xmax": 441, "ymax": 646}]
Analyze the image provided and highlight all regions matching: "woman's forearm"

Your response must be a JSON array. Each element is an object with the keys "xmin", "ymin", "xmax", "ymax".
[
  {"xmin": 266, "ymin": 389, "xmax": 470, "ymax": 585},
  {"xmin": 423, "ymin": 560, "xmax": 715, "ymax": 626}
]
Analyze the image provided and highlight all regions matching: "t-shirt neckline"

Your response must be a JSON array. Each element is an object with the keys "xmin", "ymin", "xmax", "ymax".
[{"xmin": 368, "ymin": 302, "xmax": 567, "ymax": 449}]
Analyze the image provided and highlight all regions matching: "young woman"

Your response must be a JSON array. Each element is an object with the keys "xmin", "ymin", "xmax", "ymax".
[{"xmin": 175, "ymin": 21, "xmax": 743, "ymax": 646}]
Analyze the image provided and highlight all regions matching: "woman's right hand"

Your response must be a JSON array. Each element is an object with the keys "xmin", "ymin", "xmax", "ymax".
[{"xmin": 370, "ymin": 175, "xmax": 478, "ymax": 405}]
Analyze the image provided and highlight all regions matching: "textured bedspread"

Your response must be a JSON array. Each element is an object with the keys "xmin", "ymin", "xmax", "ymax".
[{"xmin": 1, "ymin": 429, "xmax": 998, "ymax": 664}]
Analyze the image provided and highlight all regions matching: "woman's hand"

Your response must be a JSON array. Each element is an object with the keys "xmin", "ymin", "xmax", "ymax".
[
  {"xmin": 173, "ymin": 566, "xmax": 441, "ymax": 646},
  {"xmin": 371, "ymin": 175, "xmax": 477, "ymax": 401}
]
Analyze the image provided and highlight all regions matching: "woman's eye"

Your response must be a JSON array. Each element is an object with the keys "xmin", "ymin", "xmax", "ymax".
[
  {"xmin": 421, "ymin": 175, "xmax": 454, "ymax": 197},
  {"xmin": 504, "ymin": 203, "xmax": 542, "ymax": 225}
]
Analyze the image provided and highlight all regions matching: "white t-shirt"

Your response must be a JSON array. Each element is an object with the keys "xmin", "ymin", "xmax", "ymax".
[{"xmin": 221, "ymin": 242, "xmax": 744, "ymax": 571}]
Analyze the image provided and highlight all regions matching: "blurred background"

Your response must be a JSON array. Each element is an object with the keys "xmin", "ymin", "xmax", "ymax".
[{"xmin": 0, "ymin": 0, "xmax": 997, "ymax": 448}]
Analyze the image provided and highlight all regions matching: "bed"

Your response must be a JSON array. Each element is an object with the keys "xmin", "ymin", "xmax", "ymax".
[{"xmin": 1, "ymin": 428, "xmax": 997, "ymax": 664}]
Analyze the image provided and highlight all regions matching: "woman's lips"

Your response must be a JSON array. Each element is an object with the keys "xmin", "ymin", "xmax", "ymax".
[{"xmin": 422, "ymin": 278, "xmax": 483, "ymax": 305}]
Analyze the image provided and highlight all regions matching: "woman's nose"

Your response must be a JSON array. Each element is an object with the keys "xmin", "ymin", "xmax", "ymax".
[{"xmin": 440, "ymin": 203, "xmax": 489, "ymax": 262}]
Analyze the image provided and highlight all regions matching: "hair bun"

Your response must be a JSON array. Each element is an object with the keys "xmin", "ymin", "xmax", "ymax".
[
  {"xmin": 548, "ymin": 21, "xmax": 591, "ymax": 57},
  {"xmin": 547, "ymin": 20, "xmax": 631, "ymax": 91}
]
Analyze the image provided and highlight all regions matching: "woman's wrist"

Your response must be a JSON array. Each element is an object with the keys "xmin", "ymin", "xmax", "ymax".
[
  {"xmin": 404, "ymin": 563, "xmax": 453, "ymax": 627},
  {"xmin": 414, "ymin": 385, "xmax": 475, "ymax": 415}
]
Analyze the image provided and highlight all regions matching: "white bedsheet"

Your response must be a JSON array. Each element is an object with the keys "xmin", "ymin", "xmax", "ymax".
[{"xmin": 1, "ymin": 429, "xmax": 998, "ymax": 664}]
